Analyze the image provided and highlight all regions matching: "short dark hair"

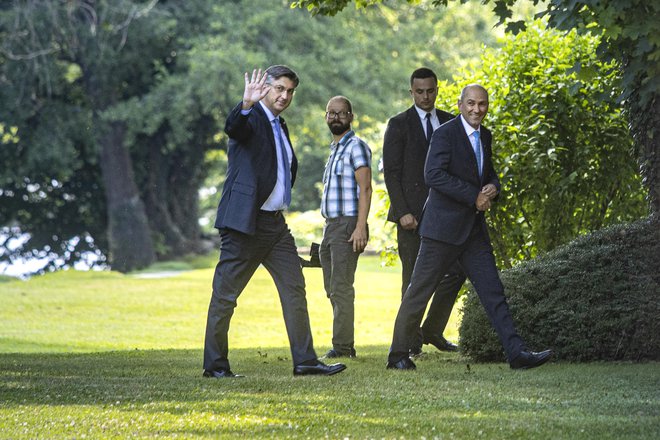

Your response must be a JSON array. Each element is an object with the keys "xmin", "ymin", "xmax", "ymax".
[
  {"xmin": 410, "ymin": 67, "xmax": 438, "ymax": 86},
  {"xmin": 265, "ymin": 65, "xmax": 300, "ymax": 87}
]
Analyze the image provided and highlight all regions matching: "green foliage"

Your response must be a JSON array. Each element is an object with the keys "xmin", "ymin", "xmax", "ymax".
[
  {"xmin": 0, "ymin": 0, "xmax": 200, "ymax": 270},
  {"xmin": 292, "ymin": 0, "xmax": 660, "ymax": 215},
  {"xmin": 435, "ymin": 23, "xmax": 646, "ymax": 266},
  {"xmin": 293, "ymin": 0, "xmax": 659, "ymax": 103},
  {"xmin": 460, "ymin": 217, "xmax": 660, "ymax": 362}
]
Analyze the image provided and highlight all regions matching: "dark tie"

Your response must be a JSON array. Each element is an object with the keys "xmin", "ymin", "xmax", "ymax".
[
  {"xmin": 274, "ymin": 119, "xmax": 292, "ymax": 205},
  {"xmin": 425, "ymin": 113, "xmax": 433, "ymax": 143},
  {"xmin": 472, "ymin": 131, "xmax": 482, "ymax": 177}
]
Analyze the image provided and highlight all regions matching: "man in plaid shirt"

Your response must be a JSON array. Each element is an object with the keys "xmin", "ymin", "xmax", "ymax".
[{"xmin": 320, "ymin": 96, "xmax": 372, "ymax": 359}]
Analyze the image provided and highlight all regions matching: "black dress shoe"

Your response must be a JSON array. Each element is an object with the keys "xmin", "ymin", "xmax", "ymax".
[
  {"xmin": 386, "ymin": 357, "xmax": 417, "ymax": 370},
  {"xmin": 203, "ymin": 369, "xmax": 244, "ymax": 378},
  {"xmin": 293, "ymin": 360, "xmax": 347, "ymax": 376},
  {"xmin": 423, "ymin": 334, "xmax": 458, "ymax": 352},
  {"xmin": 510, "ymin": 349, "xmax": 553, "ymax": 370},
  {"xmin": 322, "ymin": 348, "xmax": 356, "ymax": 359}
]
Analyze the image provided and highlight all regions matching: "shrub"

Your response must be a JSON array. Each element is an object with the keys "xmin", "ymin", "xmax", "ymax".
[{"xmin": 459, "ymin": 217, "xmax": 660, "ymax": 362}]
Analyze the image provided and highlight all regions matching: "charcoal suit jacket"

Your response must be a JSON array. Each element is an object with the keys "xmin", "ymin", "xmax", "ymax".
[
  {"xmin": 383, "ymin": 106, "xmax": 453, "ymax": 224},
  {"xmin": 214, "ymin": 102, "xmax": 298, "ymax": 235}
]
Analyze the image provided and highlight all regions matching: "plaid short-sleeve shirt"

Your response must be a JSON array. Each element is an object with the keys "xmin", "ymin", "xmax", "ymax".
[{"xmin": 321, "ymin": 130, "xmax": 372, "ymax": 219}]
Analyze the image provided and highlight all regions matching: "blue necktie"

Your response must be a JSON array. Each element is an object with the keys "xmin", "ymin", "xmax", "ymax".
[
  {"xmin": 472, "ymin": 131, "xmax": 482, "ymax": 177},
  {"xmin": 274, "ymin": 119, "xmax": 292, "ymax": 206},
  {"xmin": 425, "ymin": 113, "xmax": 433, "ymax": 143}
]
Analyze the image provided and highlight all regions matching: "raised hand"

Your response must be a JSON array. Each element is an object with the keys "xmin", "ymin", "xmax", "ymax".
[{"xmin": 242, "ymin": 69, "xmax": 269, "ymax": 109}]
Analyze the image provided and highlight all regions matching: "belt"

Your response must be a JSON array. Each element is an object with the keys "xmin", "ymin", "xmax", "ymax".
[
  {"xmin": 259, "ymin": 209, "xmax": 283, "ymax": 217},
  {"xmin": 325, "ymin": 215, "xmax": 357, "ymax": 223}
]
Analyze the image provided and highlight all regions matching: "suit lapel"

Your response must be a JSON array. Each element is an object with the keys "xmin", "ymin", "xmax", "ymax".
[{"xmin": 408, "ymin": 107, "xmax": 429, "ymax": 155}]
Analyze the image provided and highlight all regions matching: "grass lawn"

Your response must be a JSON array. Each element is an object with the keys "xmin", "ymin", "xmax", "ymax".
[{"xmin": 1, "ymin": 255, "xmax": 658, "ymax": 439}]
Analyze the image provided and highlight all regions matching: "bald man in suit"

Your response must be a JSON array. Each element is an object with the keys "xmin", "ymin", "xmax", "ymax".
[{"xmin": 387, "ymin": 84, "xmax": 552, "ymax": 371}]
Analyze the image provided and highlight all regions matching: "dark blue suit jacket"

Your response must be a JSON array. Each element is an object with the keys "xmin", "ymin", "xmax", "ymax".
[
  {"xmin": 418, "ymin": 116, "xmax": 500, "ymax": 245},
  {"xmin": 214, "ymin": 102, "xmax": 298, "ymax": 235}
]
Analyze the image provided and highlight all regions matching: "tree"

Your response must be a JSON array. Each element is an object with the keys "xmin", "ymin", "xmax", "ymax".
[
  {"xmin": 292, "ymin": 0, "xmax": 660, "ymax": 216},
  {"xmin": 0, "ymin": 0, "xmax": 216, "ymax": 272},
  {"xmin": 0, "ymin": 0, "xmax": 165, "ymax": 272}
]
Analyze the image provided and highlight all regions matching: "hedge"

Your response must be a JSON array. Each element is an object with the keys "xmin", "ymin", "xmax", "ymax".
[{"xmin": 459, "ymin": 217, "xmax": 660, "ymax": 362}]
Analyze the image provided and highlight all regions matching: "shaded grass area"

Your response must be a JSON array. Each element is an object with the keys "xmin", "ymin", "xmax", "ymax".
[
  {"xmin": 1, "ymin": 255, "xmax": 659, "ymax": 438},
  {"xmin": 1, "ymin": 348, "xmax": 659, "ymax": 439}
]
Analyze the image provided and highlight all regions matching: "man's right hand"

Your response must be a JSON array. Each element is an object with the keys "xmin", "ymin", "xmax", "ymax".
[
  {"xmin": 399, "ymin": 213, "xmax": 418, "ymax": 230},
  {"xmin": 242, "ymin": 69, "xmax": 269, "ymax": 109},
  {"xmin": 476, "ymin": 192, "xmax": 492, "ymax": 211}
]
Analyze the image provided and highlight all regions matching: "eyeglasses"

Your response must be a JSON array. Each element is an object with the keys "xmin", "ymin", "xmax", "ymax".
[
  {"xmin": 325, "ymin": 111, "xmax": 352, "ymax": 119},
  {"xmin": 269, "ymin": 84, "xmax": 296, "ymax": 96}
]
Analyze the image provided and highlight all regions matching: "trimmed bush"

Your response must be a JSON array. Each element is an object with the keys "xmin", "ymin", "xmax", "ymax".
[{"xmin": 459, "ymin": 217, "xmax": 660, "ymax": 362}]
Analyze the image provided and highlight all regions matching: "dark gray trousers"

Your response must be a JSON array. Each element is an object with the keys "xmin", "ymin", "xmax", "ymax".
[
  {"xmin": 319, "ymin": 216, "xmax": 362, "ymax": 353},
  {"xmin": 203, "ymin": 211, "xmax": 317, "ymax": 371}
]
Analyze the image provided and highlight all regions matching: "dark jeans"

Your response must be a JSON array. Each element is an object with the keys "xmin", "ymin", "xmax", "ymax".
[{"xmin": 319, "ymin": 216, "xmax": 363, "ymax": 353}]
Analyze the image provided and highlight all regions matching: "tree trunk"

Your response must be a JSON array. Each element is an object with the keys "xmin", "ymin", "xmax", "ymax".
[
  {"xmin": 142, "ymin": 132, "xmax": 196, "ymax": 260},
  {"xmin": 168, "ymin": 117, "xmax": 212, "ymax": 247},
  {"xmin": 629, "ymin": 91, "xmax": 660, "ymax": 217},
  {"xmin": 98, "ymin": 120, "xmax": 155, "ymax": 272}
]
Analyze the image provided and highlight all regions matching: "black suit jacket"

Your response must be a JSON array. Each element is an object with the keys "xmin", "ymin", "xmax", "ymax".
[
  {"xmin": 214, "ymin": 102, "xmax": 298, "ymax": 235},
  {"xmin": 383, "ymin": 106, "xmax": 453, "ymax": 223},
  {"xmin": 418, "ymin": 115, "xmax": 500, "ymax": 245}
]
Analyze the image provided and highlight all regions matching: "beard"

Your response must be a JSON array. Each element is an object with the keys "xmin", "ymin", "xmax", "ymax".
[{"xmin": 328, "ymin": 121, "xmax": 350, "ymax": 135}]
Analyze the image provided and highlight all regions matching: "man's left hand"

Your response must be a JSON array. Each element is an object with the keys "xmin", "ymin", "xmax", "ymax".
[
  {"xmin": 481, "ymin": 184, "xmax": 498, "ymax": 199},
  {"xmin": 349, "ymin": 225, "xmax": 369, "ymax": 253}
]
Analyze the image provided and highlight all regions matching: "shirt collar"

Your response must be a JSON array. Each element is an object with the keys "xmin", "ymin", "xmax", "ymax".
[
  {"xmin": 332, "ymin": 130, "xmax": 355, "ymax": 148},
  {"xmin": 414, "ymin": 105, "xmax": 434, "ymax": 120},
  {"xmin": 259, "ymin": 101, "xmax": 278, "ymax": 123},
  {"xmin": 460, "ymin": 114, "xmax": 480, "ymax": 137}
]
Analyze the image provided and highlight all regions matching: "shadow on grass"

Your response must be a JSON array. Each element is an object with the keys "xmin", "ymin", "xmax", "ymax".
[{"xmin": 1, "ymin": 347, "xmax": 659, "ymax": 439}]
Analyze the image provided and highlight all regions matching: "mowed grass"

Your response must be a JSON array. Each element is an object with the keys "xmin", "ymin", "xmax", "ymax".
[{"xmin": 1, "ymin": 255, "xmax": 659, "ymax": 439}]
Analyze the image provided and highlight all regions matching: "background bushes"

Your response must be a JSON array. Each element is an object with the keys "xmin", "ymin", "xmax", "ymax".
[{"xmin": 459, "ymin": 217, "xmax": 660, "ymax": 362}]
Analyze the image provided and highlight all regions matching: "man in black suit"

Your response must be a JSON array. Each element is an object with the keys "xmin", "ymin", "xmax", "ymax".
[
  {"xmin": 387, "ymin": 84, "xmax": 552, "ymax": 371},
  {"xmin": 383, "ymin": 67, "xmax": 465, "ymax": 355},
  {"xmin": 203, "ymin": 66, "xmax": 346, "ymax": 378}
]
